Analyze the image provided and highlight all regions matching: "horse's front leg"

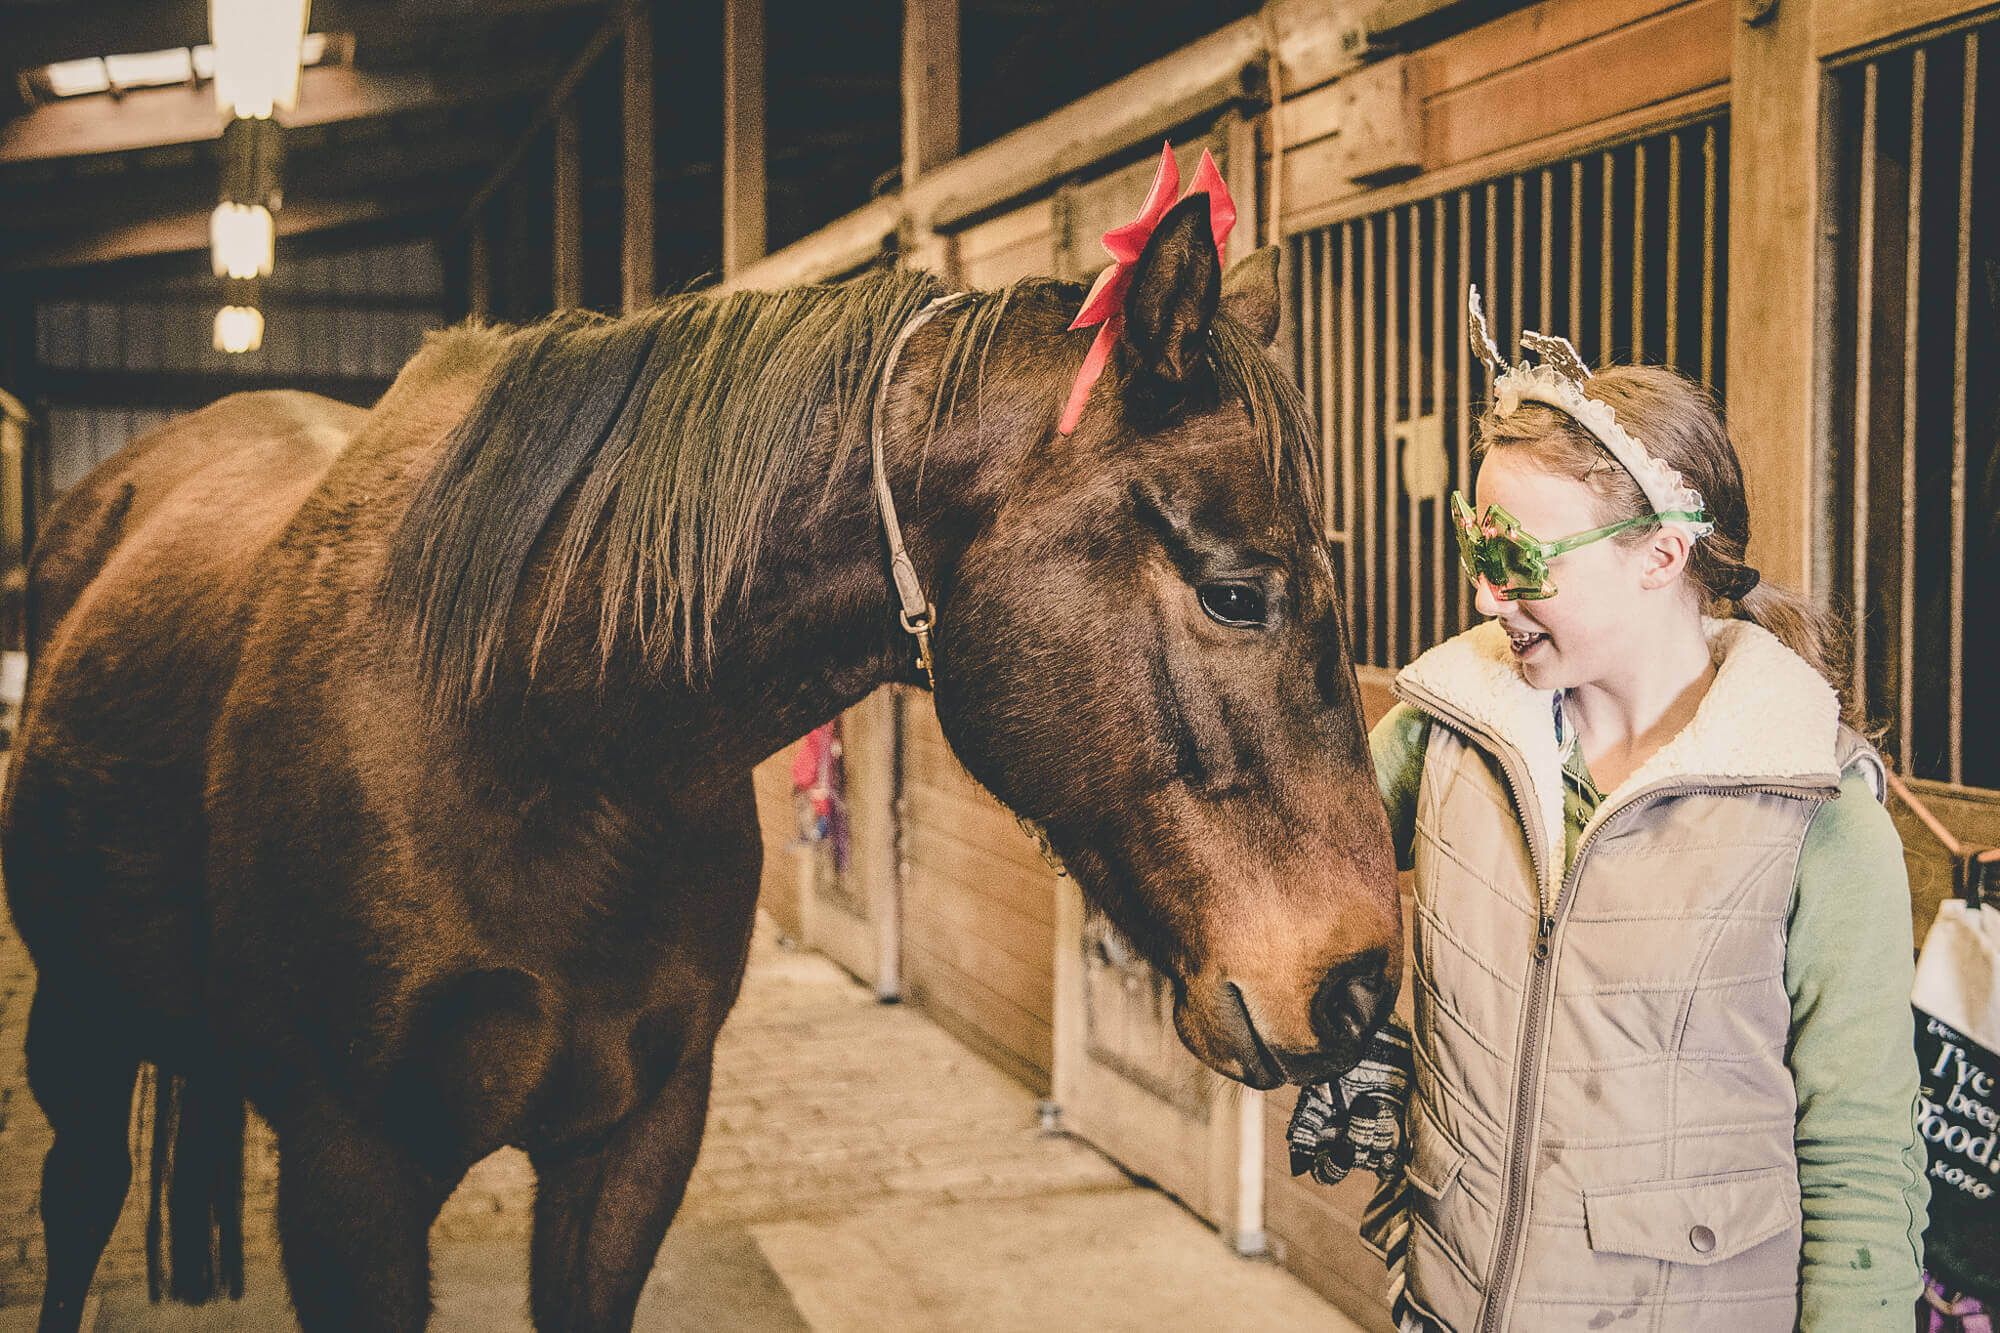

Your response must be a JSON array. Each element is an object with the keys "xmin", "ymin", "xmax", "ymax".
[
  {"xmin": 272, "ymin": 1087, "xmax": 460, "ymax": 1333},
  {"xmin": 527, "ymin": 1045, "xmax": 717, "ymax": 1333}
]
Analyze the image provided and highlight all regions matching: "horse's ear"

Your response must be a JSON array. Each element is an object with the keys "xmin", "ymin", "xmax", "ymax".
[
  {"xmin": 1221, "ymin": 246, "xmax": 1281, "ymax": 348},
  {"xmin": 1121, "ymin": 193, "xmax": 1222, "ymax": 396}
]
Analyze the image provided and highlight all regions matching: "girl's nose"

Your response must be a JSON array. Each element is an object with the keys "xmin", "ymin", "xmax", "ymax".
[{"xmin": 1473, "ymin": 575, "xmax": 1505, "ymax": 618}]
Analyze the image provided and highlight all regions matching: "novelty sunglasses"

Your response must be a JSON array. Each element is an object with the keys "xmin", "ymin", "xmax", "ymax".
[{"xmin": 1448, "ymin": 491, "xmax": 1709, "ymax": 600}]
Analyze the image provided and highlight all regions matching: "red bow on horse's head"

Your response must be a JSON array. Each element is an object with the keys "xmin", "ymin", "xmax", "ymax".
[{"xmin": 1059, "ymin": 142, "xmax": 1238, "ymax": 436}]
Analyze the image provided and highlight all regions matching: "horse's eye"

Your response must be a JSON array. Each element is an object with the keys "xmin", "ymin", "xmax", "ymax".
[{"xmin": 1197, "ymin": 582, "xmax": 1267, "ymax": 628}]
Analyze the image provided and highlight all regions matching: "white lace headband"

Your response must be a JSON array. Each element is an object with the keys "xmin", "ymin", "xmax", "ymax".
[{"xmin": 1467, "ymin": 285, "xmax": 1713, "ymax": 538}]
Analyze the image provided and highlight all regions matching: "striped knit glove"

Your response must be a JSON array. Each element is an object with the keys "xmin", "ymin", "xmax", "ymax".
[
  {"xmin": 1288, "ymin": 1020, "xmax": 1418, "ymax": 1323},
  {"xmin": 1285, "ymin": 1019, "xmax": 1413, "ymax": 1186}
]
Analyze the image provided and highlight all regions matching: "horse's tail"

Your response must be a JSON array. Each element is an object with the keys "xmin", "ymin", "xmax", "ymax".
[{"xmin": 140, "ymin": 1062, "xmax": 246, "ymax": 1304}]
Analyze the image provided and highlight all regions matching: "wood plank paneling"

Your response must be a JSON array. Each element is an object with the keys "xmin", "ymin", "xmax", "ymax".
[
  {"xmin": 954, "ymin": 199, "xmax": 1058, "ymax": 288},
  {"xmin": 899, "ymin": 693, "xmax": 1057, "ymax": 1087},
  {"xmin": 1280, "ymin": 0, "xmax": 1729, "ymax": 232},
  {"xmin": 752, "ymin": 744, "xmax": 804, "ymax": 942},
  {"xmin": 1418, "ymin": 1, "xmax": 1730, "ymax": 169},
  {"xmin": 1816, "ymin": 0, "xmax": 2000, "ymax": 57}
]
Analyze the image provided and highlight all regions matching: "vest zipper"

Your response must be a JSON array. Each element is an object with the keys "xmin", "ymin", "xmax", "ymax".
[{"xmin": 1392, "ymin": 681, "xmax": 1835, "ymax": 1333}]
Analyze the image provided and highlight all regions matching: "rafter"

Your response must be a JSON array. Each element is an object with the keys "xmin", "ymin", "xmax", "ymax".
[
  {"xmin": 2, "ymin": 193, "xmax": 461, "ymax": 272},
  {"xmin": 3, "ymin": 0, "xmax": 614, "ymax": 74},
  {"xmin": 0, "ymin": 61, "xmax": 563, "ymax": 165}
]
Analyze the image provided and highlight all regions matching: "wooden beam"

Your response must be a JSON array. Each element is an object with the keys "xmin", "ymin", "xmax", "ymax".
[
  {"xmin": 31, "ymin": 367, "xmax": 394, "ymax": 410},
  {"xmin": 553, "ymin": 100, "xmax": 583, "ymax": 309},
  {"xmin": 0, "ymin": 61, "xmax": 562, "ymax": 166},
  {"xmin": 469, "ymin": 213, "xmax": 494, "ymax": 322},
  {"xmin": 460, "ymin": 8, "xmax": 627, "ymax": 222},
  {"xmin": 622, "ymin": 1, "xmax": 655, "ymax": 311},
  {"xmin": 3, "ymin": 194, "xmax": 455, "ymax": 272},
  {"xmin": 721, "ymin": 0, "xmax": 1374, "ymax": 292},
  {"xmin": 722, "ymin": 0, "xmax": 767, "ymax": 277},
  {"xmin": 901, "ymin": 0, "xmax": 960, "ymax": 187},
  {"xmin": 3, "ymin": 127, "xmax": 509, "ymax": 233},
  {"xmin": 3, "ymin": 0, "xmax": 614, "ymax": 72}
]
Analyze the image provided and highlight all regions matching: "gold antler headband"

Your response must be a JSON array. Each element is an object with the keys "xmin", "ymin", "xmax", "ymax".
[{"xmin": 1468, "ymin": 285, "xmax": 1713, "ymax": 537}]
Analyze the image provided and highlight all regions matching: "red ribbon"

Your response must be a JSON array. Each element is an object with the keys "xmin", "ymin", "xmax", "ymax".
[{"xmin": 1058, "ymin": 141, "xmax": 1238, "ymax": 436}]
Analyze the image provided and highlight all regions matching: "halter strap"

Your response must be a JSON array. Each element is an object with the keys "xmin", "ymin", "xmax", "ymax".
[{"xmin": 871, "ymin": 290, "xmax": 970, "ymax": 691}]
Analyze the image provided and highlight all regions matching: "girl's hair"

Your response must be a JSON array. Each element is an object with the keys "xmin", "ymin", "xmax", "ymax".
[{"xmin": 1472, "ymin": 365, "xmax": 1864, "ymax": 730}]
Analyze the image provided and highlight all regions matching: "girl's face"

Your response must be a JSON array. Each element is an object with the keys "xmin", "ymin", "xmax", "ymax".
[{"xmin": 1470, "ymin": 448, "xmax": 1655, "ymax": 693}]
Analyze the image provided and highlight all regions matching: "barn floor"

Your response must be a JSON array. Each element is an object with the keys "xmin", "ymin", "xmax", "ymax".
[{"xmin": 0, "ymin": 908, "xmax": 1357, "ymax": 1331}]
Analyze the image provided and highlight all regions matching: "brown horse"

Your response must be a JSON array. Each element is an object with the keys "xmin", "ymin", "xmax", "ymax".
[{"xmin": 2, "ymin": 194, "xmax": 1399, "ymax": 1333}]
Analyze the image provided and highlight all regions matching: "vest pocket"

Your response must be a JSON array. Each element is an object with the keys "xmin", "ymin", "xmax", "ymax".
[
  {"xmin": 1582, "ymin": 1165, "xmax": 1800, "ymax": 1266},
  {"xmin": 1407, "ymin": 1102, "xmax": 1468, "ymax": 1201}
]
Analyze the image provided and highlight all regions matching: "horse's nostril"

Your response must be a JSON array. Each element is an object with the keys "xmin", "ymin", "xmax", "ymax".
[{"xmin": 1310, "ymin": 950, "xmax": 1394, "ymax": 1052}]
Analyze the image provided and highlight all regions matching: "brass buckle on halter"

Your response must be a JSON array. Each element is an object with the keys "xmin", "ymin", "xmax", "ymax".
[{"xmin": 899, "ymin": 606, "xmax": 937, "ymax": 690}]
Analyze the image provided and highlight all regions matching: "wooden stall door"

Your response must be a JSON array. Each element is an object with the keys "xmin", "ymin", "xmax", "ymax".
[
  {"xmin": 749, "ymin": 690, "xmax": 898, "ymax": 992},
  {"xmin": 1036, "ymin": 122, "xmax": 1271, "ymax": 1246}
]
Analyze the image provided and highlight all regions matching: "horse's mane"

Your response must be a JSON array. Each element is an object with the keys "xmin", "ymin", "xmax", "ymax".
[{"xmin": 381, "ymin": 266, "xmax": 1320, "ymax": 720}]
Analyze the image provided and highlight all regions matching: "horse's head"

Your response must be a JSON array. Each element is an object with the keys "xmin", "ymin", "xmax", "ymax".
[{"xmin": 930, "ymin": 195, "xmax": 1400, "ymax": 1089}]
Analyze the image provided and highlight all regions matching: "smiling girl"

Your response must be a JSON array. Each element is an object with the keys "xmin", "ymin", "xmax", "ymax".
[{"xmin": 1365, "ymin": 294, "xmax": 1929, "ymax": 1331}]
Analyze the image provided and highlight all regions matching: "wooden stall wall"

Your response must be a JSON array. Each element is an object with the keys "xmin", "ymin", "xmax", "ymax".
[
  {"xmin": 751, "ymin": 743, "xmax": 807, "ymax": 944},
  {"xmin": 749, "ymin": 689, "xmax": 896, "ymax": 993},
  {"xmin": 900, "ymin": 696, "xmax": 1060, "ymax": 1094},
  {"xmin": 1280, "ymin": 0, "xmax": 1731, "ymax": 233}
]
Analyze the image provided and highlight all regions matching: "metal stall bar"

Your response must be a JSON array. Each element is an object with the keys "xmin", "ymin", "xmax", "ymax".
[
  {"xmin": 1341, "ymin": 223, "xmax": 1359, "ymax": 628},
  {"xmin": 1511, "ymin": 175, "xmax": 1525, "ymax": 354},
  {"xmin": 1702, "ymin": 124, "xmax": 1717, "ymax": 386},
  {"xmin": 1667, "ymin": 132, "xmax": 1682, "ymax": 367},
  {"xmin": 1898, "ymin": 50, "xmax": 1925, "ymax": 775},
  {"xmin": 1385, "ymin": 211, "xmax": 1402, "ymax": 665},
  {"xmin": 1457, "ymin": 189, "xmax": 1472, "ymax": 628},
  {"xmin": 1601, "ymin": 150, "xmax": 1615, "ymax": 363},
  {"xmin": 1540, "ymin": 168, "xmax": 1554, "ymax": 332},
  {"xmin": 1570, "ymin": 159, "xmax": 1584, "ymax": 352},
  {"xmin": 1361, "ymin": 218, "xmax": 1379, "ymax": 664},
  {"xmin": 1949, "ymin": 34, "xmax": 1976, "ymax": 784},
  {"xmin": 1406, "ymin": 203, "xmax": 1424, "ymax": 665},
  {"xmin": 1433, "ymin": 194, "xmax": 1448, "ymax": 648},
  {"xmin": 1851, "ymin": 63, "xmax": 1878, "ymax": 712},
  {"xmin": 1486, "ymin": 182, "xmax": 1500, "ymax": 358},
  {"xmin": 1632, "ymin": 140, "xmax": 1647, "ymax": 361}
]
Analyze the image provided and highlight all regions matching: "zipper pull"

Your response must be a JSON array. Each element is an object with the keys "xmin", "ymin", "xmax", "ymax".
[{"xmin": 1534, "ymin": 915, "xmax": 1554, "ymax": 961}]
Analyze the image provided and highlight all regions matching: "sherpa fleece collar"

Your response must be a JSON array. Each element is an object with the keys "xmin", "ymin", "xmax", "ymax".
[{"xmin": 1394, "ymin": 617, "xmax": 1844, "ymax": 876}]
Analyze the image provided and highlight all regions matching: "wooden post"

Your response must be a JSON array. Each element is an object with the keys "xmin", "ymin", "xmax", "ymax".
[
  {"xmin": 553, "ymin": 99, "xmax": 582, "ymax": 310},
  {"xmin": 901, "ymin": 0, "xmax": 958, "ymax": 187},
  {"xmin": 723, "ymin": 0, "xmax": 766, "ymax": 276},
  {"xmin": 1726, "ymin": 0, "xmax": 1820, "ymax": 594},
  {"xmin": 468, "ymin": 211, "xmax": 492, "ymax": 322},
  {"xmin": 622, "ymin": 1, "xmax": 654, "ymax": 314},
  {"xmin": 1224, "ymin": 107, "xmax": 1259, "ymax": 266}
]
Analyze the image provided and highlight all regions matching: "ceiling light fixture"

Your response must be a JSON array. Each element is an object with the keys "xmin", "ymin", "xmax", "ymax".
[
  {"xmin": 213, "ymin": 304, "xmax": 265, "ymax": 355},
  {"xmin": 210, "ymin": 0, "xmax": 311, "ymax": 119},
  {"xmin": 210, "ymin": 203, "xmax": 274, "ymax": 280}
]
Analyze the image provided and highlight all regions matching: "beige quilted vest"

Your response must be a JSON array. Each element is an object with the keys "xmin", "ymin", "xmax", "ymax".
[{"xmin": 1390, "ymin": 619, "xmax": 1877, "ymax": 1333}]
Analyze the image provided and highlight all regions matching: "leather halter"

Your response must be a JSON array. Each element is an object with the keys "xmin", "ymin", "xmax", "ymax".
[{"xmin": 870, "ymin": 291, "xmax": 969, "ymax": 692}]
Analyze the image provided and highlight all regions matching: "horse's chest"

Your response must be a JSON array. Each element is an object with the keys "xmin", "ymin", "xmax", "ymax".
[{"xmin": 529, "ymin": 1006, "xmax": 686, "ymax": 1147}]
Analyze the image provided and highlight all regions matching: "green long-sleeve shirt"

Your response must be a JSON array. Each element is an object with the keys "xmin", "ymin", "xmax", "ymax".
[{"xmin": 1371, "ymin": 702, "xmax": 1928, "ymax": 1332}]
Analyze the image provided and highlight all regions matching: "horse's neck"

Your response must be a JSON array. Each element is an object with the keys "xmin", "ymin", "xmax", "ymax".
[{"xmin": 511, "ymin": 348, "xmax": 1013, "ymax": 789}]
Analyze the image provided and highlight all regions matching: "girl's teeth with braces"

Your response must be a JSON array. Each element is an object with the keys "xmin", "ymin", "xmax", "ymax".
[{"xmin": 1508, "ymin": 628, "xmax": 1547, "ymax": 650}]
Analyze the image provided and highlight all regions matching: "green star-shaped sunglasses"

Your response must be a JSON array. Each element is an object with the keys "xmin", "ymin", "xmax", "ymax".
[{"xmin": 1449, "ymin": 490, "xmax": 1710, "ymax": 600}]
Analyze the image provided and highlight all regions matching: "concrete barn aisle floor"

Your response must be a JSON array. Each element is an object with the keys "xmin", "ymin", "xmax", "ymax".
[{"xmin": 0, "ymin": 906, "xmax": 1359, "ymax": 1332}]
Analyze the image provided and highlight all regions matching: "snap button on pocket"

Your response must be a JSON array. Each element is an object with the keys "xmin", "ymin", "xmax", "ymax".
[{"xmin": 1688, "ymin": 1225, "xmax": 1716, "ymax": 1254}]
